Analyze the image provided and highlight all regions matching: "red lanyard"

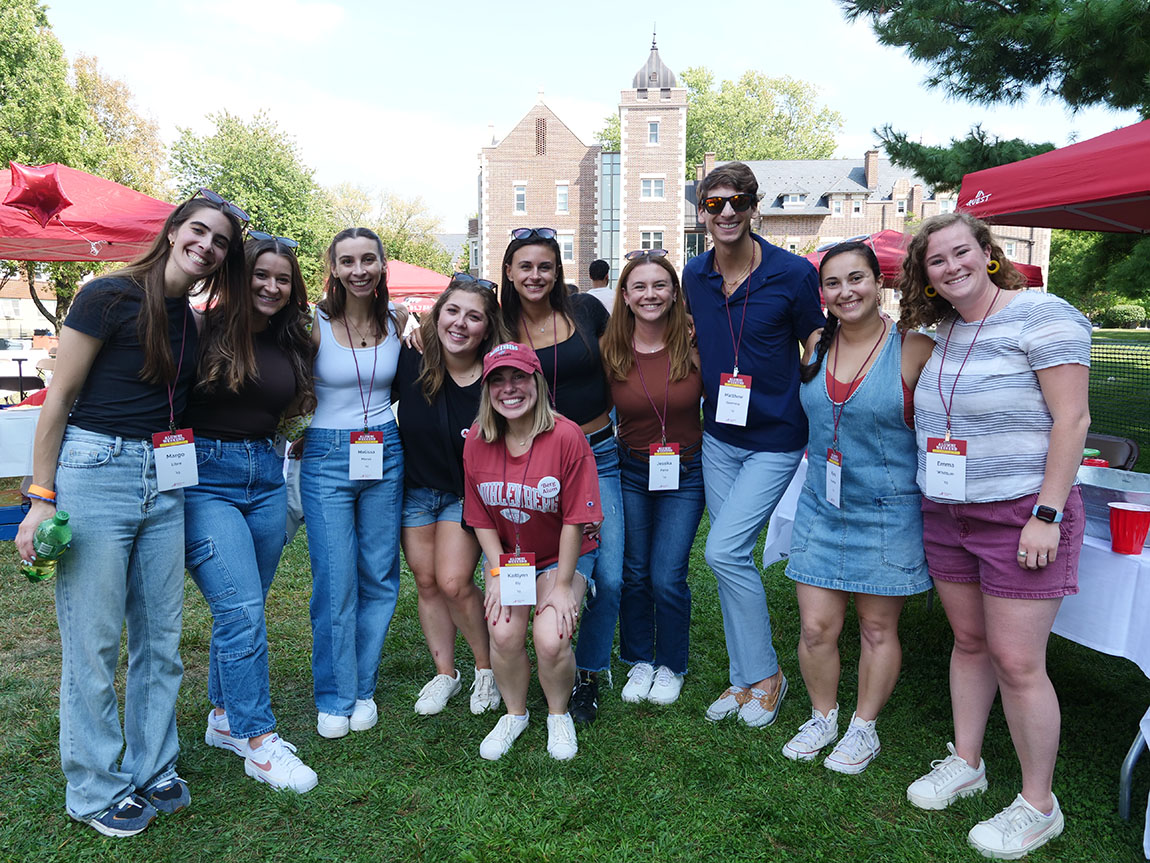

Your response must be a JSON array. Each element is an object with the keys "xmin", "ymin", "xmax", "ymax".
[
  {"xmin": 522, "ymin": 310, "xmax": 558, "ymax": 407},
  {"xmin": 343, "ymin": 316, "xmax": 380, "ymax": 431},
  {"xmin": 632, "ymin": 340, "xmax": 671, "ymax": 445},
  {"xmin": 829, "ymin": 319, "xmax": 887, "ymax": 448},
  {"xmin": 165, "ymin": 305, "xmax": 189, "ymax": 431},
  {"xmin": 501, "ymin": 437, "xmax": 535, "ymax": 554},
  {"xmin": 936, "ymin": 288, "xmax": 1000, "ymax": 440},
  {"xmin": 717, "ymin": 256, "xmax": 753, "ymax": 375}
]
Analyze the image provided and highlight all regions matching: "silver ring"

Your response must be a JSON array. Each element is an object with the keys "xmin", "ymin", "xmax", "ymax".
[{"xmin": 1017, "ymin": 551, "xmax": 1027, "ymax": 558}]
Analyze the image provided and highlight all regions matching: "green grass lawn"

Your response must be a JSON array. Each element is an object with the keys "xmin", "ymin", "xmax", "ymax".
[{"xmin": 1, "ymin": 518, "xmax": 1147, "ymax": 862}]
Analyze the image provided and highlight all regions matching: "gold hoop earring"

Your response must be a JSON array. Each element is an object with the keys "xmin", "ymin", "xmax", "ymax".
[
  {"xmin": 924, "ymin": 284, "xmax": 938, "ymax": 298},
  {"xmin": 987, "ymin": 259, "xmax": 1000, "ymax": 274}
]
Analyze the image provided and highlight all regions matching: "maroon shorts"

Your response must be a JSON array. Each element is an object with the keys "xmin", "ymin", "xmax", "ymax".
[{"xmin": 921, "ymin": 486, "xmax": 1084, "ymax": 600}]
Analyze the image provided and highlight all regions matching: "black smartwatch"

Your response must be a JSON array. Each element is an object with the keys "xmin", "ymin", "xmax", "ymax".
[{"xmin": 1032, "ymin": 504, "xmax": 1063, "ymax": 524}]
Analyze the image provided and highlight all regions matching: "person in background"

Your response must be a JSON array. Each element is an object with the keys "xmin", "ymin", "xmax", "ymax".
[
  {"xmin": 499, "ymin": 229, "xmax": 622, "ymax": 726},
  {"xmin": 463, "ymin": 343, "xmax": 602, "ymax": 761},
  {"xmin": 781, "ymin": 241, "xmax": 933, "ymax": 773},
  {"xmin": 15, "ymin": 190, "xmax": 246, "ymax": 836},
  {"xmin": 184, "ymin": 233, "xmax": 318, "ymax": 793},
  {"xmin": 682, "ymin": 162, "xmax": 824, "ymax": 728},
  {"xmin": 900, "ymin": 212, "xmax": 1090, "ymax": 860},
  {"xmin": 600, "ymin": 249, "xmax": 703, "ymax": 707},
  {"xmin": 394, "ymin": 275, "xmax": 508, "ymax": 716},
  {"xmin": 585, "ymin": 258, "xmax": 615, "ymax": 313}
]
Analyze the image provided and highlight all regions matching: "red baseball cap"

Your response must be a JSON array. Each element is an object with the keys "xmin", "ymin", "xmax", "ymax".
[{"xmin": 482, "ymin": 342, "xmax": 543, "ymax": 381}]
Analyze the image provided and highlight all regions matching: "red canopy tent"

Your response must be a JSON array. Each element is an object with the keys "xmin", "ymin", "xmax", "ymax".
[
  {"xmin": 1, "ymin": 162, "xmax": 175, "ymax": 262},
  {"xmin": 956, "ymin": 120, "xmax": 1150, "ymax": 233},
  {"xmin": 804, "ymin": 229, "xmax": 1044, "ymax": 287},
  {"xmin": 386, "ymin": 260, "xmax": 452, "ymax": 313}
]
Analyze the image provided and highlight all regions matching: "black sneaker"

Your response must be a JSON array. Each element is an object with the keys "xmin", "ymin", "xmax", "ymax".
[
  {"xmin": 73, "ymin": 794, "xmax": 157, "ymax": 837},
  {"xmin": 141, "ymin": 775, "xmax": 190, "ymax": 814},
  {"xmin": 569, "ymin": 671, "xmax": 599, "ymax": 725}
]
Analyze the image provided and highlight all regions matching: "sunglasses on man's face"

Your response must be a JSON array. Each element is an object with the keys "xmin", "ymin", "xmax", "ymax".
[
  {"xmin": 700, "ymin": 194, "xmax": 757, "ymax": 215},
  {"xmin": 248, "ymin": 229, "xmax": 298, "ymax": 249},
  {"xmin": 452, "ymin": 272, "xmax": 497, "ymax": 290},
  {"xmin": 624, "ymin": 248, "xmax": 669, "ymax": 261},
  {"xmin": 196, "ymin": 188, "xmax": 250, "ymax": 224},
  {"xmin": 511, "ymin": 227, "xmax": 557, "ymax": 241}
]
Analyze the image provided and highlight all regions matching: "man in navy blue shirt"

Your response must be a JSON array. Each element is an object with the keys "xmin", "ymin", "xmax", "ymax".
[{"xmin": 683, "ymin": 162, "xmax": 824, "ymax": 728}]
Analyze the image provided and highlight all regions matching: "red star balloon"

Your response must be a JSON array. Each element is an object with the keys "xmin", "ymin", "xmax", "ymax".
[{"xmin": 3, "ymin": 162, "xmax": 74, "ymax": 227}]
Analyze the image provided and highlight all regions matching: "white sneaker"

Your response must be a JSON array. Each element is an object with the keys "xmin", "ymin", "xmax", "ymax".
[
  {"xmin": 906, "ymin": 742, "xmax": 988, "ymax": 810},
  {"xmin": 316, "ymin": 712, "xmax": 349, "ymax": 739},
  {"xmin": 546, "ymin": 712, "xmax": 578, "ymax": 761},
  {"xmin": 621, "ymin": 663, "xmax": 655, "ymax": 703},
  {"xmin": 480, "ymin": 712, "xmax": 529, "ymax": 761},
  {"xmin": 782, "ymin": 706, "xmax": 839, "ymax": 761},
  {"xmin": 204, "ymin": 710, "xmax": 248, "ymax": 757},
  {"xmin": 646, "ymin": 666, "xmax": 684, "ymax": 705},
  {"xmin": 244, "ymin": 734, "xmax": 319, "ymax": 793},
  {"xmin": 738, "ymin": 674, "xmax": 788, "ymax": 728},
  {"xmin": 469, "ymin": 667, "xmax": 501, "ymax": 715},
  {"xmin": 705, "ymin": 685, "xmax": 751, "ymax": 721},
  {"xmin": 967, "ymin": 793, "xmax": 1063, "ymax": 860},
  {"xmin": 350, "ymin": 698, "xmax": 378, "ymax": 731},
  {"xmin": 824, "ymin": 713, "xmax": 880, "ymax": 774},
  {"xmin": 414, "ymin": 670, "xmax": 462, "ymax": 716}
]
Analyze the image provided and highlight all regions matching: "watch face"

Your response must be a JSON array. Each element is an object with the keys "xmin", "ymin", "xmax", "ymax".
[{"xmin": 1035, "ymin": 505, "xmax": 1058, "ymax": 523}]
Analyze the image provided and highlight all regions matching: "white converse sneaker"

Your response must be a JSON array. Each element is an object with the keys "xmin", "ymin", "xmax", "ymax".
[
  {"xmin": 621, "ymin": 663, "xmax": 655, "ymax": 703},
  {"xmin": 906, "ymin": 742, "xmax": 988, "ymax": 810},
  {"xmin": 480, "ymin": 712, "xmax": 529, "ymax": 761},
  {"xmin": 546, "ymin": 712, "xmax": 578, "ymax": 761},
  {"xmin": 469, "ymin": 667, "xmax": 501, "ymax": 715},
  {"xmin": 646, "ymin": 666, "xmax": 685, "ymax": 706},
  {"xmin": 414, "ymin": 670, "xmax": 462, "ymax": 716},
  {"xmin": 244, "ymin": 734, "xmax": 319, "ymax": 793},
  {"xmin": 967, "ymin": 793, "xmax": 1063, "ymax": 859},
  {"xmin": 204, "ymin": 709, "xmax": 249, "ymax": 757},
  {"xmin": 350, "ymin": 698, "xmax": 378, "ymax": 731},
  {"xmin": 782, "ymin": 706, "xmax": 839, "ymax": 761},
  {"xmin": 824, "ymin": 713, "xmax": 880, "ymax": 774}
]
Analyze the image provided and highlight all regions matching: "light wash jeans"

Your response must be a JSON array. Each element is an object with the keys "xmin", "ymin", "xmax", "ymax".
[
  {"xmin": 53, "ymin": 427, "xmax": 184, "ymax": 819},
  {"xmin": 184, "ymin": 438, "xmax": 286, "ymax": 739},
  {"xmin": 573, "ymin": 433, "xmax": 624, "ymax": 674},
  {"xmin": 701, "ymin": 433, "xmax": 803, "ymax": 688},
  {"xmin": 301, "ymin": 424, "xmax": 403, "ymax": 715}
]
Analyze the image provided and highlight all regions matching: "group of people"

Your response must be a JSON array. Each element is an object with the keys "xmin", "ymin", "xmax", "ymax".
[{"xmin": 15, "ymin": 161, "xmax": 1091, "ymax": 860}]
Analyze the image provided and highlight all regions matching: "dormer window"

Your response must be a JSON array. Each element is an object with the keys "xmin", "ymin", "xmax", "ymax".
[{"xmin": 781, "ymin": 193, "xmax": 806, "ymax": 209}]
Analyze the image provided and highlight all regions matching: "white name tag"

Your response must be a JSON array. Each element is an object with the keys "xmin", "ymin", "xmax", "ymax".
[
  {"xmin": 649, "ymin": 443, "xmax": 680, "ymax": 490},
  {"xmin": 825, "ymin": 448, "xmax": 842, "ymax": 509},
  {"xmin": 716, "ymin": 372, "xmax": 752, "ymax": 426},
  {"xmin": 152, "ymin": 428, "xmax": 198, "ymax": 492},
  {"xmin": 499, "ymin": 552, "xmax": 537, "ymax": 606},
  {"xmin": 349, "ymin": 430, "xmax": 384, "ymax": 480},
  {"xmin": 925, "ymin": 436, "xmax": 967, "ymax": 501}
]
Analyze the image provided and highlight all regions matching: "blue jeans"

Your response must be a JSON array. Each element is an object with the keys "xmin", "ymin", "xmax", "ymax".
[
  {"xmin": 301, "ymin": 424, "xmax": 403, "ymax": 715},
  {"xmin": 618, "ymin": 448, "xmax": 706, "ymax": 675},
  {"xmin": 701, "ymin": 433, "xmax": 803, "ymax": 687},
  {"xmin": 53, "ymin": 427, "xmax": 184, "ymax": 819},
  {"xmin": 184, "ymin": 438, "xmax": 286, "ymax": 739},
  {"xmin": 573, "ymin": 433, "xmax": 624, "ymax": 674}
]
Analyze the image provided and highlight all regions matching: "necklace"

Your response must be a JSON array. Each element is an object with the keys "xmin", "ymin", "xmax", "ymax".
[
  {"xmin": 345, "ymin": 317, "xmax": 373, "ymax": 348},
  {"xmin": 718, "ymin": 243, "xmax": 758, "ymax": 295}
]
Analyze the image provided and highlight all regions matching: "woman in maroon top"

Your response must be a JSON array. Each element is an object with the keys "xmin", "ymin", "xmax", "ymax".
[{"xmin": 600, "ymin": 250, "xmax": 704, "ymax": 707}]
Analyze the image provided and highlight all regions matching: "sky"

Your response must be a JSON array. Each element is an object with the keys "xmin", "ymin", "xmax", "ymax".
[{"xmin": 44, "ymin": 0, "xmax": 1139, "ymax": 233}]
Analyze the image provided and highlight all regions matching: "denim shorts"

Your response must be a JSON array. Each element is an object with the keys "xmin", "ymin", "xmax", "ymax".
[
  {"xmin": 922, "ymin": 486, "xmax": 1084, "ymax": 599},
  {"xmin": 483, "ymin": 549, "xmax": 598, "ymax": 598},
  {"xmin": 401, "ymin": 485, "xmax": 464, "ymax": 528}
]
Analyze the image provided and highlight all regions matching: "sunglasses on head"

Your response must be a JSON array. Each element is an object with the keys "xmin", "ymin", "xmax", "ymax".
[
  {"xmin": 194, "ymin": 188, "xmax": 250, "ymax": 224},
  {"xmin": 452, "ymin": 272, "xmax": 497, "ymax": 290},
  {"xmin": 701, "ymin": 193, "xmax": 757, "ymax": 215},
  {"xmin": 248, "ymin": 229, "xmax": 298, "ymax": 249},
  {"xmin": 624, "ymin": 248, "xmax": 669, "ymax": 261},
  {"xmin": 511, "ymin": 227, "xmax": 557, "ymax": 241}
]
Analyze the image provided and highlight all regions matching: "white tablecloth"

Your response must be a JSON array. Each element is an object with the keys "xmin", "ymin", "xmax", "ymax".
[{"xmin": 0, "ymin": 406, "xmax": 39, "ymax": 477}]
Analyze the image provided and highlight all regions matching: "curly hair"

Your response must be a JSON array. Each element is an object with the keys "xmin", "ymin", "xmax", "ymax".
[
  {"xmin": 897, "ymin": 212, "xmax": 1027, "ymax": 330},
  {"xmin": 416, "ymin": 278, "xmax": 509, "ymax": 403}
]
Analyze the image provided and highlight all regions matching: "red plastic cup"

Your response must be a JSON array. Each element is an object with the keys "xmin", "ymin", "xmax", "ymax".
[
  {"xmin": 1108, "ymin": 502, "xmax": 1150, "ymax": 554},
  {"xmin": 1082, "ymin": 457, "xmax": 1110, "ymax": 467}
]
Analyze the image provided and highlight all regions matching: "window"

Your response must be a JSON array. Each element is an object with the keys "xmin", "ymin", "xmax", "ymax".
[
  {"xmin": 684, "ymin": 232, "xmax": 705, "ymax": 259},
  {"xmin": 832, "ymin": 199, "xmax": 843, "ymax": 216},
  {"xmin": 787, "ymin": 243, "xmax": 798, "ymax": 253},
  {"xmin": 640, "ymin": 231, "xmax": 664, "ymax": 250},
  {"xmin": 513, "ymin": 184, "xmax": 526, "ymax": 214},
  {"xmin": 641, "ymin": 177, "xmax": 665, "ymax": 199},
  {"xmin": 469, "ymin": 239, "xmax": 479, "ymax": 269},
  {"xmin": 1004, "ymin": 240, "xmax": 1017, "ymax": 258},
  {"xmin": 556, "ymin": 183, "xmax": 568, "ymax": 214},
  {"xmin": 648, "ymin": 121, "xmax": 660, "ymax": 144},
  {"xmin": 851, "ymin": 199, "xmax": 863, "ymax": 215},
  {"xmin": 558, "ymin": 232, "xmax": 575, "ymax": 263},
  {"xmin": 896, "ymin": 199, "xmax": 907, "ymax": 215},
  {"xmin": 938, "ymin": 197, "xmax": 956, "ymax": 213}
]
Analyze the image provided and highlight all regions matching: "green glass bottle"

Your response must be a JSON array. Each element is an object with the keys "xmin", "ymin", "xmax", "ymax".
[{"xmin": 22, "ymin": 510, "xmax": 72, "ymax": 583}]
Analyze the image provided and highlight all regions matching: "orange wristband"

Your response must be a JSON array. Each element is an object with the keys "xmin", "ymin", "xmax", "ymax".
[
  {"xmin": 28, "ymin": 484, "xmax": 56, "ymax": 501},
  {"xmin": 488, "ymin": 567, "xmax": 500, "ymax": 578}
]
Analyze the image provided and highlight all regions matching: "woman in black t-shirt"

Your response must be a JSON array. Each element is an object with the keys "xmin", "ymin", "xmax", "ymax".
[
  {"xmin": 395, "ymin": 276, "xmax": 508, "ymax": 716},
  {"xmin": 184, "ymin": 235, "xmax": 317, "ymax": 792},
  {"xmin": 16, "ymin": 192, "xmax": 246, "ymax": 837}
]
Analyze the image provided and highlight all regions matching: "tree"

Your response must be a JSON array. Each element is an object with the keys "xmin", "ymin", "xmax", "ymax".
[
  {"xmin": 596, "ymin": 113, "xmax": 620, "ymax": 152},
  {"xmin": 877, "ymin": 125, "xmax": 1054, "ymax": 193},
  {"xmin": 374, "ymin": 193, "xmax": 453, "ymax": 275}
]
